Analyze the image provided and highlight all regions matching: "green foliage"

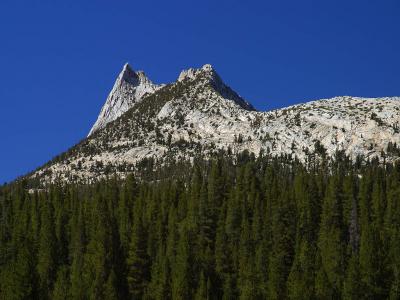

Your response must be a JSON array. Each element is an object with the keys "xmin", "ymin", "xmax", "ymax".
[
  {"xmin": 1, "ymin": 154, "xmax": 399, "ymax": 299},
  {"xmin": 127, "ymin": 198, "xmax": 150, "ymax": 299},
  {"xmin": 317, "ymin": 175, "xmax": 346, "ymax": 298},
  {"xmin": 52, "ymin": 266, "xmax": 70, "ymax": 300},
  {"xmin": 37, "ymin": 199, "xmax": 58, "ymax": 299}
]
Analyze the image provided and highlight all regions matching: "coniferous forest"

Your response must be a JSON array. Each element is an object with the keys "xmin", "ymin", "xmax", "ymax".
[{"xmin": 1, "ymin": 152, "xmax": 400, "ymax": 299}]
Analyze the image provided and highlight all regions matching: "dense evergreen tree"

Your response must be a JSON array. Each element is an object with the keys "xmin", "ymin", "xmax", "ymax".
[
  {"xmin": 172, "ymin": 228, "xmax": 193, "ymax": 299},
  {"xmin": 37, "ymin": 199, "xmax": 58, "ymax": 299},
  {"xmin": 126, "ymin": 198, "xmax": 150, "ymax": 299},
  {"xmin": 0, "ymin": 153, "xmax": 399, "ymax": 299},
  {"xmin": 316, "ymin": 174, "xmax": 346, "ymax": 298},
  {"xmin": 69, "ymin": 199, "xmax": 86, "ymax": 299},
  {"xmin": 83, "ymin": 192, "xmax": 114, "ymax": 299},
  {"xmin": 1, "ymin": 242, "xmax": 37, "ymax": 300},
  {"xmin": 287, "ymin": 172, "xmax": 319, "ymax": 300},
  {"xmin": 52, "ymin": 266, "xmax": 70, "ymax": 300}
]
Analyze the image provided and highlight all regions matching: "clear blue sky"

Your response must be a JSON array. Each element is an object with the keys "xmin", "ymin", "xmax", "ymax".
[{"xmin": 1, "ymin": 0, "xmax": 400, "ymax": 183}]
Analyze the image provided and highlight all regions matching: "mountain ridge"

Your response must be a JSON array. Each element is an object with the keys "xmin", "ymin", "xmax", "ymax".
[{"xmin": 30, "ymin": 63, "xmax": 400, "ymax": 185}]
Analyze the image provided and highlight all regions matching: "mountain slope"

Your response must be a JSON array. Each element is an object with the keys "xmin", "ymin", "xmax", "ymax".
[{"xmin": 32, "ymin": 64, "xmax": 400, "ymax": 184}]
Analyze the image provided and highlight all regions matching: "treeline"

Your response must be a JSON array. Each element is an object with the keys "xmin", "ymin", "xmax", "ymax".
[{"xmin": 1, "ymin": 153, "xmax": 400, "ymax": 299}]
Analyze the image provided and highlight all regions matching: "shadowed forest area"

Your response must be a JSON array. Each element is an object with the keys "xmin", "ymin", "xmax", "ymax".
[{"xmin": 1, "ymin": 152, "xmax": 400, "ymax": 299}]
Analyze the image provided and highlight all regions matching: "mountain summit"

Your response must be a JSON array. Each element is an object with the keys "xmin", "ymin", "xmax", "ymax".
[
  {"xmin": 90, "ymin": 64, "xmax": 255, "ymax": 136},
  {"xmin": 177, "ymin": 64, "xmax": 255, "ymax": 110},
  {"xmin": 30, "ymin": 63, "xmax": 400, "ymax": 185},
  {"xmin": 88, "ymin": 63, "xmax": 162, "ymax": 136}
]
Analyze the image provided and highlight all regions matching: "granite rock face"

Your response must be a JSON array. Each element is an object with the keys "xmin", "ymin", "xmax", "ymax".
[{"xmin": 88, "ymin": 63, "xmax": 163, "ymax": 136}]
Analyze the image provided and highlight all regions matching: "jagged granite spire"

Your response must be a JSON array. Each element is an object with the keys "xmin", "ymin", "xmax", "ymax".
[{"xmin": 88, "ymin": 63, "xmax": 162, "ymax": 136}]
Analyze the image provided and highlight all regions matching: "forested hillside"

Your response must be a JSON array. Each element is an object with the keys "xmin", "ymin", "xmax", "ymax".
[{"xmin": 1, "ymin": 152, "xmax": 400, "ymax": 299}]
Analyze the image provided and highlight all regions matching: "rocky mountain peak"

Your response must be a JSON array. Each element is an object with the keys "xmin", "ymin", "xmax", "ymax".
[
  {"xmin": 177, "ymin": 63, "xmax": 217, "ymax": 82},
  {"xmin": 136, "ymin": 70, "xmax": 152, "ymax": 84},
  {"xmin": 88, "ymin": 63, "xmax": 162, "ymax": 136},
  {"xmin": 177, "ymin": 64, "xmax": 255, "ymax": 110},
  {"xmin": 118, "ymin": 63, "xmax": 153, "ymax": 87},
  {"xmin": 119, "ymin": 63, "xmax": 137, "ymax": 83},
  {"xmin": 89, "ymin": 63, "xmax": 255, "ymax": 137}
]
